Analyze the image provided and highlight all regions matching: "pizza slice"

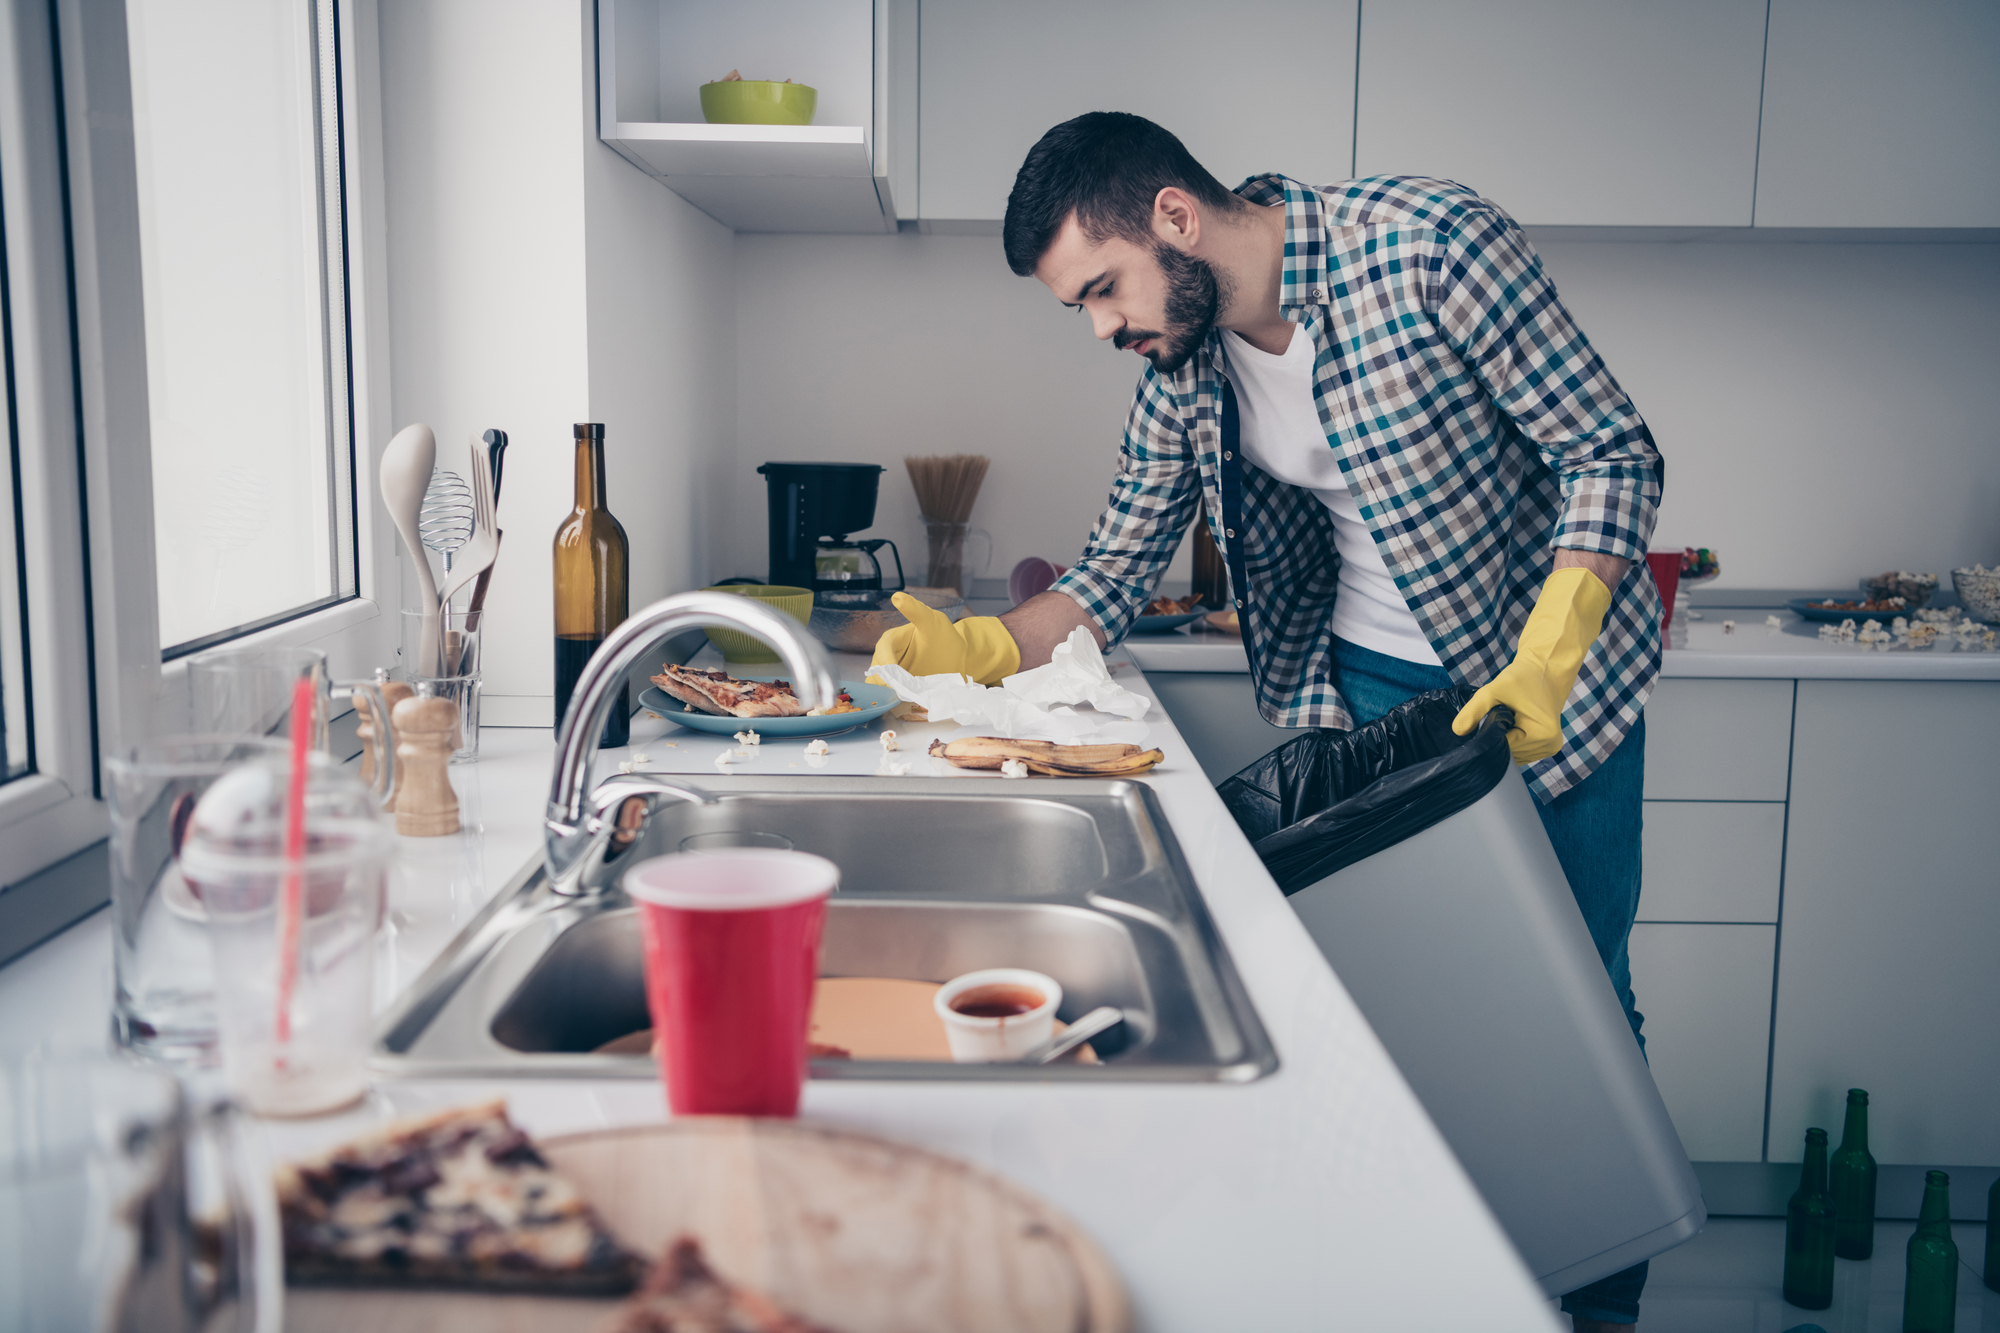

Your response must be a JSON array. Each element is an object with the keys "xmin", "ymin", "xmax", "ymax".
[
  {"xmin": 275, "ymin": 1100, "xmax": 642, "ymax": 1294},
  {"xmin": 605, "ymin": 1236, "xmax": 839, "ymax": 1333},
  {"xmin": 649, "ymin": 665, "xmax": 811, "ymax": 718}
]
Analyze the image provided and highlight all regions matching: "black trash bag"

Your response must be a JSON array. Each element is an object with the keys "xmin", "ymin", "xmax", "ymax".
[{"xmin": 1218, "ymin": 689, "xmax": 1516, "ymax": 895}]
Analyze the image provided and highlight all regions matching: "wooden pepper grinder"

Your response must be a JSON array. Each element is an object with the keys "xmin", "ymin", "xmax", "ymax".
[
  {"xmin": 375, "ymin": 679, "xmax": 415, "ymax": 812},
  {"xmin": 392, "ymin": 693, "xmax": 461, "ymax": 836}
]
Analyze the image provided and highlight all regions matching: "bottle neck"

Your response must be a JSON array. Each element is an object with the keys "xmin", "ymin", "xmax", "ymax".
[
  {"xmin": 1799, "ymin": 1137, "xmax": 1829, "ymax": 1194},
  {"xmin": 1838, "ymin": 1095, "xmax": 1869, "ymax": 1152},
  {"xmin": 574, "ymin": 438, "xmax": 606, "ymax": 509},
  {"xmin": 1916, "ymin": 1173, "xmax": 1952, "ymax": 1234}
]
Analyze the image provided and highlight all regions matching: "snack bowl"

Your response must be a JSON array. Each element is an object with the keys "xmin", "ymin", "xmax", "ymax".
[
  {"xmin": 698, "ymin": 79, "xmax": 816, "ymax": 126},
  {"xmin": 1951, "ymin": 566, "xmax": 2000, "ymax": 624},
  {"xmin": 808, "ymin": 588, "xmax": 968, "ymax": 653},
  {"xmin": 697, "ymin": 585, "xmax": 814, "ymax": 664},
  {"xmin": 1860, "ymin": 571, "xmax": 1937, "ymax": 609}
]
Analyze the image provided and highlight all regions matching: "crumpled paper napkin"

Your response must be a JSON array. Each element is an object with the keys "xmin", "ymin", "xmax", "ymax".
[
  {"xmin": 866, "ymin": 630, "xmax": 1150, "ymax": 744},
  {"xmin": 1001, "ymin": 627, "xmax": 1150, "ymax": 721}
]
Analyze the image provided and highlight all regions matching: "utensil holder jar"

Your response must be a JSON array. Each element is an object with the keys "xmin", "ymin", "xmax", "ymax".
[{"xmin": 921, "ymin": 518, "xmax": 991, "ymax": 597}]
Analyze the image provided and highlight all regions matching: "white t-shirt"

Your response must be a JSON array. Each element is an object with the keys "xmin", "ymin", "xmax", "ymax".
[{"xmin": 1221, "ymin": 326, "xmax": 1442, "ymax": 666}]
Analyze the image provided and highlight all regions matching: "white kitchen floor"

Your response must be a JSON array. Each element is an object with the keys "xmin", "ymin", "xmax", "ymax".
[{"xmin": 1563, "ymin": 1218, "xmax": 1997, "ymax": 1332}]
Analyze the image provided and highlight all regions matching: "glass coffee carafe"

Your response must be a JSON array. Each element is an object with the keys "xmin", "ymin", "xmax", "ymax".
[{"xmin": 812, "ymin": 536, "xmax": 904, "ymax": 609}]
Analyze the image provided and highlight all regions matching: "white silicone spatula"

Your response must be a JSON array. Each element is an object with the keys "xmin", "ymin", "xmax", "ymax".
[{"xmin": 380, "ymin": 423, "xmax": 441, "ymax": 675}]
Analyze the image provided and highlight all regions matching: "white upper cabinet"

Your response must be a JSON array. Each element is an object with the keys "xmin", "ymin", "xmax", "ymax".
[
  {"xmin": 598, "ymin": 0, "xmax": 914, "ymax": 233},
  {"xmin": 1754, "ymin": 0, "xmax": 2000, "ymax": 228},
  {"xmin": 1353, "ymin": 0, "xmax": 1767, "ymax": 228},
  {"xmin": 917, "ymin": 0, "xmax": 1359, "ymax": 227}
]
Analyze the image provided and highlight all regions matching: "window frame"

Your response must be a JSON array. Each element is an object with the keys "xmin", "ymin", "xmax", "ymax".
[{"xmin": 0, "ymin": 0, "xmax": 396, "ymax": 922}]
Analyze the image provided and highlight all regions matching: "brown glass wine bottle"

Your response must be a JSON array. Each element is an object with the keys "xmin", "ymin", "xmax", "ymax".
[{"xmin": 553, "ymin": 422, "xmax": 629, "ymax": 748}]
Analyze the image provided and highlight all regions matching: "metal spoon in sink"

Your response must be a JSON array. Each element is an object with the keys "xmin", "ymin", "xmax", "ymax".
[
  {"xmin": 1021, "ymin": 1006, "xmax": 1124, "ymax": 1065},
  {"xmin": 380, "ymin": 422, "xmax": 441, "ymax": 675}
]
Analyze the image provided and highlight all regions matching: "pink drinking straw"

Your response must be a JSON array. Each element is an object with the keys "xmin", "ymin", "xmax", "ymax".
[{"xmin": 273, "ymin": 673, "xmax": 315, "ymax": 1047}]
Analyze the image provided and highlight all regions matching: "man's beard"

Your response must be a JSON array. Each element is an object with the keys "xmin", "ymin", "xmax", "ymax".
[{"xmin": 1114, "ymin": 244, "xmax": 1229, "ymax": 375}]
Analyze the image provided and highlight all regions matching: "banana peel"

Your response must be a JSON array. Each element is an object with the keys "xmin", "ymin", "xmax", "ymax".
[{"xmin": 927, "ymin": 735, "xmax": 1164, "ymax": 778}]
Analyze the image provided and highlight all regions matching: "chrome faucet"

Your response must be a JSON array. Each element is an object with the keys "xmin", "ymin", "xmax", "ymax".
[{"xmin": 543, "ymin": 590, "xmax": 839, "ymax": 895}]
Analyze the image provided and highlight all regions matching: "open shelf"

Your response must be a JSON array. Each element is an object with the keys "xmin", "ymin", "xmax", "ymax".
[{"xmin": 602, "ymin": 121, "xmax": 891, "ymax": 233}]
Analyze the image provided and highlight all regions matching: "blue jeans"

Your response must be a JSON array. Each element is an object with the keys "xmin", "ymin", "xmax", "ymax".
[{"xmin": 1329, "ymin": 637, "xmax": 1649, "ymax": 1326}]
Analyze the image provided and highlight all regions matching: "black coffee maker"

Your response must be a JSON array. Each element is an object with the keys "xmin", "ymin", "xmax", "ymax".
[{"xmin": 757, "ymin": 462, "xmax": 905, "ymax": 609}]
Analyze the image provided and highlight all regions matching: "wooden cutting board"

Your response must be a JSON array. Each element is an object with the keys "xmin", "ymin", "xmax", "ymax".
[{"xmin": 286, "ymin": 1117, "xmax": 1129, "ymax": 1333}]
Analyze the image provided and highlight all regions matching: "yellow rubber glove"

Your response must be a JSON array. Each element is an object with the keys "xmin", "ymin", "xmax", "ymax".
[
  {"xmin": 868, "ymin": 592, "xmax": 1021, "ymax": 687},
  {"xmin": 1452, "ymin": 566, "xmax": 1613, "ymax": 764}
]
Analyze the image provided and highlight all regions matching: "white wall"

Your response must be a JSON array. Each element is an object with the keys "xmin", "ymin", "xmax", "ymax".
[
  {"xmin": 727, "ymin": 232, "xmax": 1196, "ymax": 592},
  {"xmin": 723, "ymin": 232, "xmax": 2000, "ymax": 594},
  {"xmin": 381, "ymin": 0, "xmax": 736, "ymax": 725}
]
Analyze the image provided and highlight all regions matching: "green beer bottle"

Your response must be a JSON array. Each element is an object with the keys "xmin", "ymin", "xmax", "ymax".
[
  {"xmin": 1986, "ymin": 1175, "xmax": 1999, "ymax": 1294},
  {"xmin": 1901, "ymin": 1170, "xmax": 1957, "ymax": 1333},
  {"xmin": 1830, "ymin": 1088, "xmax": 1878, "ymax": 1259},
  {"xmin": 1783, "ymin": 1128, "xmax": 1837, "ymax": 1310}
]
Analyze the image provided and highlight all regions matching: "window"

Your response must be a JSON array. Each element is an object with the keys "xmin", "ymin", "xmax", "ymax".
[
  {"xmin": 1, "ymin": 206, "xmax": 29, "ymax": 789},
  {"xmin": 128, "ymin": 0, "xmax": 357, "ymax": 658}
]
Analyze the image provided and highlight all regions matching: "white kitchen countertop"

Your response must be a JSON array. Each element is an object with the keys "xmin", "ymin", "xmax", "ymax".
[
  {"xmin": 1125, "ymin": 608, "xmax": 2000, "ymax": 679},
  {"xmin": 0, "ymin": 649, "xmax": 1562, "ymax": 1332}
]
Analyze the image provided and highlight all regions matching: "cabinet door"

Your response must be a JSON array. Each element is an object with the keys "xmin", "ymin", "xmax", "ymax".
[
  {"xmin": 1628, "ymin": 924, "xmax": 1775, "ymax": 1162},
  {"xmin": 1755, "ymin": 0, "xmax": 2000, "ymax": 227},
  {"xmin": 1768, "ymin": 680, "xmax": 2000, "ymax": 1164},
  {"xmin": 1639, "ymin": 801, "xmax": 1785, "ymax": 924},
  {"xmin": 1353, "ymin": 0, "xmax": 1766, "ymax": 226},
  {"xmin": 1146, "ymin": 672, "xmax": 1298, "ymax": 785},
  {"xmin": 1644, "ymin": 678, "xmax": 1794, "ymax": 802},
  {"xmin": 917, "ymin": 0, "xmax": 1358, "ymax": 225}
]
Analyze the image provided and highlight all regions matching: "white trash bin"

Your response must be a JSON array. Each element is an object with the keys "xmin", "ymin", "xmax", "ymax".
[{"xmin": 1224, "ymin": 695, "xmax": 1705, "ymax": 1294}]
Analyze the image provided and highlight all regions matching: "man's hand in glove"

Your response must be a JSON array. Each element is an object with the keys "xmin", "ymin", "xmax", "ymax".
[
  {"xmin": 1452, "ymin": 565, "xmax": 1615, "ymax": 764},
  {"xmin": 868, "ymin": 592, "xmax": 1021, "ymax": 687}
]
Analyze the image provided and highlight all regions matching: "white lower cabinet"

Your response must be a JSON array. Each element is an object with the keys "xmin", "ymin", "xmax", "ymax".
[
  {"xmin": 1628, "ymin": 924, "xmax": 1776, "ymax": 1162},
  {"xmin": 1639, "ymin": 801, "xmax": 1785, "ymax": 924}
]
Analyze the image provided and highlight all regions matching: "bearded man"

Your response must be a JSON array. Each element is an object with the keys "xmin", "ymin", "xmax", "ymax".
[{"xmin": 871, "ymin": 112, "xmax": 1667, "ymax": 1330}]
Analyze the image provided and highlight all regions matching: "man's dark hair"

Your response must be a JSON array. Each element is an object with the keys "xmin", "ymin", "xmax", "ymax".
[{"xmin": 1002, "ymin": 112, "xmax": 1243, "ymax": 276}]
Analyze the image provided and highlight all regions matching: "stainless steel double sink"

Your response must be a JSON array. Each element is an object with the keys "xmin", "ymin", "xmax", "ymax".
[{"xmin": 374, "ymin": 776, "xmax": 1276, "ymax": 1082}]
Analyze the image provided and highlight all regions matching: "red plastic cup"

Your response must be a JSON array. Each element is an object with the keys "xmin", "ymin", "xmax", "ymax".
[
  {"xmin": 624, "ymin": 850, "xmax": 837, "ymax": 1117},
  {"xmin": 1644, "ymin": 551, "xmax": 1682, "ymax": 631}
]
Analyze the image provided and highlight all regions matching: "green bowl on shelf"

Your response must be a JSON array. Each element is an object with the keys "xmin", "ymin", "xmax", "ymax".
[
  {"xmin": 698, "ymin": 80, "xmax": 817, "ymax": 126},
  {"xmin": 698, "ymin": 585, "xmax": 814, "ymax": 664}
]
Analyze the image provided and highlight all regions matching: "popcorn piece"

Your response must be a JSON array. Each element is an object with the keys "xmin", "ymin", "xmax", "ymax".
[
  {"xmin": 733, "ymin": 730, "xmax": 761, "ymax": 748},
  {"xmin": 631, "ymin": 752, "xmax": 650, "ymax": 764},
  {"xmin": 617, "ymin": 760, "xmax": 636, "ymax": 774},
  {"xmin": 714, "ymin": 749, "xmax": 737, "ymax": 770},
  {"xmin": 879, "ymin": 729, "xmax": 900, "ymax": 753},
  {"xmin": 1721, "ymin": 620, "xmax": 1736, "ymax": 634},
  {"xmin": 1000, "ymin": 758, "xmax": 1029, "ymax": 779},
  {"xmin": 1765, "ymin": 615, "xmax": 1782, "ymax": 630},
  {"xmin": 804, "ymin": 739, "xmax": 830, "ymax": 757}
]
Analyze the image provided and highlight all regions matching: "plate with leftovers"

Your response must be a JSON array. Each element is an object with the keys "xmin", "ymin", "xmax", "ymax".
[
  {"xmin": 1129, "ymin": 593, "xmax": 1206, "ymax": 634},
  {"xmin": 1787, "ymin": 597, "xmax": 1911, "ymax": 624},
  {"xmin": 642, "ymin": 666, "xmax": 897, "ymax": 737}
]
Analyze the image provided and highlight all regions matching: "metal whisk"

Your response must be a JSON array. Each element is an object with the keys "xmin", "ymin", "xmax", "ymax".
[{"xmin": 418, "ymin": 468, "xmax": 475, "ymax": 573}]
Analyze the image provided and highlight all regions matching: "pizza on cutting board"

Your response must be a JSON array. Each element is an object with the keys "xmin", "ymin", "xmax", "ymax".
[{"xmin": 275, "ymin": 1100, "xmax": 643, "ymax": 1293}]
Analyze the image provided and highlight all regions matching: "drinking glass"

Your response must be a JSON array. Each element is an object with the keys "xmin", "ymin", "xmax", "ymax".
[
  {"xmin": 186, "ymin": 645, "xmax": 394, "ymax": 802},
  {"xmin": 625, "ymin": 850, "xmax": 837, "ymax": 1117},
  {"xmin": 106, "ymin": 736, "xmax": 292, "ymax": 1064},
  {"xmin": 0, "ymin": 1053, "xmax": 278, "ymax": 1332},
  {"xmin": 400, "ymin": 608, "xmax": 483, "ymax": 761},
  {"xmin": 180, "ymin": 750, "xmax": 392, "ymax": 1117}
]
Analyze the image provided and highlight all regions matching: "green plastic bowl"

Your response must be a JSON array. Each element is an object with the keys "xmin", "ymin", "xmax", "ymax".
[
  {"xmin": 698, "ymin": 80, "xmax": 817, "ymax": 126},
  {"xmin": 698, "ymin": 585, "xmax": 814, "ymax": 664}
]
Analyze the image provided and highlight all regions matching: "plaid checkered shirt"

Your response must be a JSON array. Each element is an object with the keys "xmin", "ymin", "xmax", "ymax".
[{"xmin": 1050, "ymin": 174, "xmax": 1665, "ymax": 803}]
